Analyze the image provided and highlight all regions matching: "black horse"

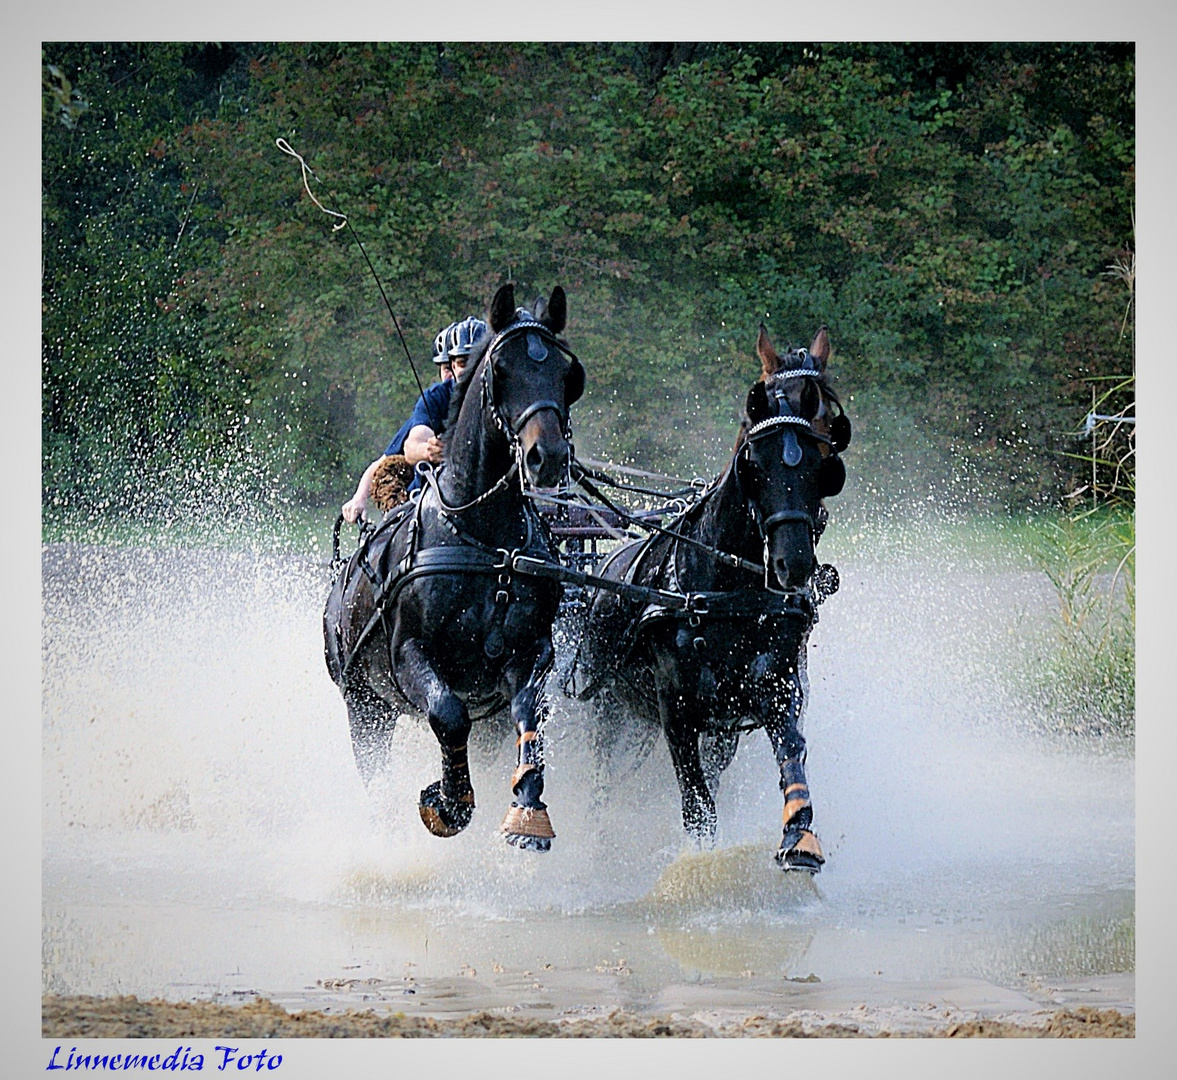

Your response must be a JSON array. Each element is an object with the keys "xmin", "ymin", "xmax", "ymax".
[
  {"xmin": 573, "ymin": 326, "xmax": 850, "ymax": 871},
  {"xmin": 324, "ymin": 283, "xmax": 585, "ymax": 851}
]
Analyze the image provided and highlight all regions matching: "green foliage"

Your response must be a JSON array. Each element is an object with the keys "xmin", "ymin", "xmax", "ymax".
[
  {"xmin": 42, "ymin": 42, "xmax": 1135, "ymax": 511},
  {"xmin": 1025, "ymin": 236, "xmax": 1134, "ymax": 737},
  {"xmin": 42, "ymin": 44, "xmax": 241, "ymax": 514},
  {"xmin": 1026, "ymin": 509, "xmax": 1134, "ymax": 735}
]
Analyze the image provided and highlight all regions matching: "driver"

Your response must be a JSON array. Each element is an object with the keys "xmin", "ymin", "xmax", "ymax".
[{"xmin": 341, "ymin": 316, "xmax": 487, "ymax": 522}]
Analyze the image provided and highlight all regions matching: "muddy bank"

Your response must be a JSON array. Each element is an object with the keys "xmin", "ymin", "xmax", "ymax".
[{"xmin": 43, "ymin": 995, "xmax": 1133, "ymax": 1039}]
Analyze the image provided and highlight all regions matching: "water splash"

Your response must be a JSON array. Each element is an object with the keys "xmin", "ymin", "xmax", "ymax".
[{"xmin": 42, "ymin": 514, "xmax": 1133, "ymax": 1001}]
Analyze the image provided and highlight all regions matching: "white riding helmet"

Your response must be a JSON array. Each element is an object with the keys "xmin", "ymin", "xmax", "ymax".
[
  {"xmin": 432, "ymin": 322, "xmax": 459, "ymax": 365},
  {"xmin": 447, "ymin": 316, "xmax": 488, "ymax": 359}
]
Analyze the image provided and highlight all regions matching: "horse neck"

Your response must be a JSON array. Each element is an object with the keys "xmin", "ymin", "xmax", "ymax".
[
  {"xmin": 680, "ymin": 457, "xmax": 760, "ymax": 586},
  {"xmin": 436, "ymin": 369, "xmax": 525, "ymax": 538}
]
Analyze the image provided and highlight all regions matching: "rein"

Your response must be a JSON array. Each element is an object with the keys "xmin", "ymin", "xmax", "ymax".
[
  {"xmin": 421, "ymin": 459, "xmax": 520, "ymax": 516},
  {"xmin": 567, "ymin": 463, "xmax": 764, "ymax": 577}
]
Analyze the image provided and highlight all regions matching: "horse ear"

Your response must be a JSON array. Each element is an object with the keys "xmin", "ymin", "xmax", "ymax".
[
  {"xmin": 542, "ymin": 286, "xmax": 567, "ymax": 334},
  {"xmin": 808, "ymin": 325, "xmax": 830, "ymax": 370},
  {"xmin": 490, "ymin": 283, "xmax": 516, "ymax": 332},
  {"xmin": 756, "ymin": 324, "xmax": 781, "ymax": 379},
  {"xmin": 746, "ymin": 380, "xmax": 772, "ymax": 425}
]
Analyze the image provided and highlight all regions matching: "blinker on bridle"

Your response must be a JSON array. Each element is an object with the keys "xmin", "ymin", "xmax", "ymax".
[{"xmin": 740, "ymin": 357, "xmax": 852, "ymax": 541}]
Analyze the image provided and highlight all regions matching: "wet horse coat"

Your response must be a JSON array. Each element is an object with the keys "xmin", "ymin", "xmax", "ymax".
[
  {"xmin": 324, "ymin": 283, "xmax": 585, "ymax": 849},
  {"xmin": 574, "ymin": 326, "xmax": 849, "ymax": 870}
]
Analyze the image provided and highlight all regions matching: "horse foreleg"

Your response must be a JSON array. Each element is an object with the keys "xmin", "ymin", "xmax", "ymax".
[
  {"xmin": 763, "ymin": 670, "xmax": 824, "ymax": 873},
  {"xmin": 398, "ymin": 640, "xmax": 475, "ymax": 838},
  {"xmin": 343, "ymin": 680, "xmax": 397, "ymax": 785},
  {"xmin": 660, "ymin": 687, "xmax": 716, "ymax": 844},
  {"xmin": 699, "ymin": 730, "xmax": 740, "ymax": 796},
  {"xmin": 500, "ymin": 639, "xmax": 556, "ymax": 852}
]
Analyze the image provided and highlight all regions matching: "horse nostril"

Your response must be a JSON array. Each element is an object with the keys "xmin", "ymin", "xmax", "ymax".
[
  {"xmin": 774, "ymin": 547, "xmax": 815, "ymax": 585},
  {"xmin": 525, "ymin": 444, "xmax": 544, "ymax": 472}
]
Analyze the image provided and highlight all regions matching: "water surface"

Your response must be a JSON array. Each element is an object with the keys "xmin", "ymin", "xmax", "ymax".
[{"xmin": 41, "ymin": 540, "xmax": 1134, "ymax": 1025}]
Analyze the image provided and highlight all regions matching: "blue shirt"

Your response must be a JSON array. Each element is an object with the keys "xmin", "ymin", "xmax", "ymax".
[
  {"xmin": 384, "ymin": 381, "xmax": 453, "ymax": 456},
  {"xmin": 383, "ymin": 380, "xmax": 454, "ymax": 493}
]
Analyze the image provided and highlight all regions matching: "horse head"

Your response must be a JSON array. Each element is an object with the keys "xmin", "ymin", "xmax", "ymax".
[
  {"xmin": 465, "ymin": 282, "xmax": 583, "ymax": 489},
  {"xmin": 739, "ymin": 324, "xmax": 851, "ymax": 590}
]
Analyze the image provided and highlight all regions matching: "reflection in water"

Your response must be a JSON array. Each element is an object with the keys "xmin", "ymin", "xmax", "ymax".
[{"xmin": 42, "ymin": 541, "xmax": 1134, "ymax": 1011}]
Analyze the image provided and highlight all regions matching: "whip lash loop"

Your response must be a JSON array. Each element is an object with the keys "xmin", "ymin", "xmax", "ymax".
[
  {"xmin": 276, "ymin": 138, "xmax": 348, "ymax": 230},
  {"xmin": 275, "ymin": 137, "xmax": 439, "ymax": 431}
]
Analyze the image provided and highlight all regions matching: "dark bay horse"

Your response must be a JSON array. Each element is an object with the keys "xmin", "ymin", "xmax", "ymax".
[
  {"xmin": 324, "ymin": 283, "xmax": 585, "ymax": 851},
  {"xmin": 573, "ymin": 326, "xmax": 850, "ymax": 871}
]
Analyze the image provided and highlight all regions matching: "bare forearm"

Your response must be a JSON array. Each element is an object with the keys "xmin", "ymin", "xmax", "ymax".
[
  {"xmin": 404, "ymin": 426, "xmax": 443, "ymax": 465},
  {"xmin": 342, "ymin": 456, "xmax": 386, "ymax": 522}
]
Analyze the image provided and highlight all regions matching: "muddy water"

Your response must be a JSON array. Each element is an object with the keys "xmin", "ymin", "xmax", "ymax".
[{"xmin": 41, "ymin": 538, "xmax": 1134, "ymax": 1030}]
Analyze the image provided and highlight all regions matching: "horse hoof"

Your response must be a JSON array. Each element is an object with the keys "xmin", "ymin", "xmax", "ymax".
[
  {"xmin": 775, "ymin": 849, "xmax": 822, "ymax": 873},
  {"xmin": 418, "ymin": 781, "xmax": 474, "ymax": 838},
  {"xmin": 500, "ymin": 804, "xmax": 555, "ymax": 851},
  {"xmin": 775, "ymin": 827, "xmax": 824, "ymax": 873}
]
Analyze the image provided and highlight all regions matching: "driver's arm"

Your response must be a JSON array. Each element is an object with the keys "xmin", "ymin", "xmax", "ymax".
[{"xmin": 403, "ymin": 425, "xmax": 444, "ymax": 465}]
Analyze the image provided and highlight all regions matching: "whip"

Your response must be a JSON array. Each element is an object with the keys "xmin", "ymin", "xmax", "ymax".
[{"xmin": 276, "ymin": 138, "xmax": 441, "ymax": 431}]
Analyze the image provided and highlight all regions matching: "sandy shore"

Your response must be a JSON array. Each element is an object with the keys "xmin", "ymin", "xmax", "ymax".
[{"xmin": 43, "ymin": 993, "xmax": 1133, "ymax": 1039}]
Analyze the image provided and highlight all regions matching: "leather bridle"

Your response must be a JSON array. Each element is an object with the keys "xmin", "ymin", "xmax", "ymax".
[{"xmin": 478, "ymin": 318, "xmax": 583, "ymax": 448}]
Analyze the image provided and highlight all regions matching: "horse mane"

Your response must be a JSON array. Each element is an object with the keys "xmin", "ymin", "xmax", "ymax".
[{"xmin": 440, "ymin": 324, "xmax": 495, "ymax": 444}]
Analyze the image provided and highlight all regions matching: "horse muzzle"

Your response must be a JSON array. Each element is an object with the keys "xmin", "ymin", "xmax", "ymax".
[
  {"xmin": 764, "ymin": 510, "xmax": 817, "ymax": 590},
  {"xmin": 517, "ymin": 407, "xmax": 570, "ymax": 488}
]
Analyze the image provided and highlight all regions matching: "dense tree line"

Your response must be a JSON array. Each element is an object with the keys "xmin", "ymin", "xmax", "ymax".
[{"xmin": 42, "ymin": 42, "xmax": 1134, "ymax": 517}]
